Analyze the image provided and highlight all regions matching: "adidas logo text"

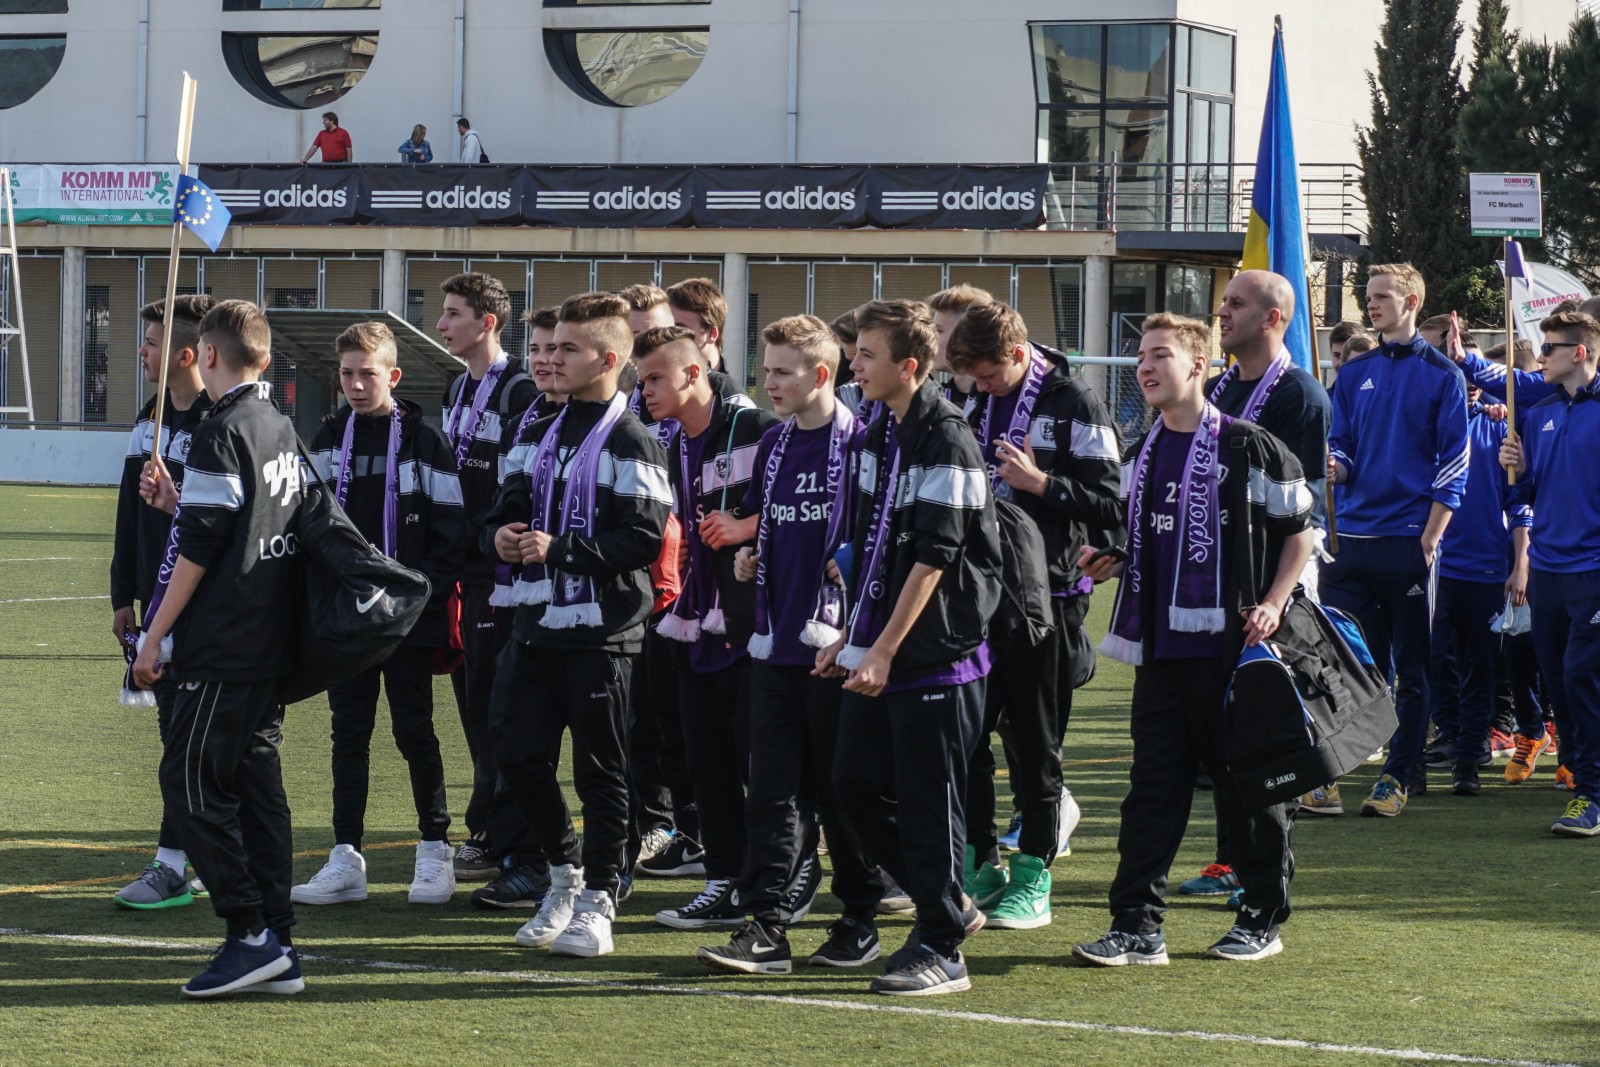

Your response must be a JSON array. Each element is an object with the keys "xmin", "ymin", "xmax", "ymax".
[{"xmin": 262, "ymin": 184, "xmax": 346, "ymax": 208}]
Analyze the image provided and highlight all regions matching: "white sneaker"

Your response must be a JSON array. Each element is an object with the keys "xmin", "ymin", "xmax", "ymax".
[
  {"xmin": 290, "ymin": 844, "xmax": 367, "ymax": 906},
  {"xmin": 549, "ymin": 887, "xmax": 615, "ymax": 957},
  {"xmin": 1059, "ymin": 787, "xmax": 1082, "ymax": 856},
  {"xmin": 516, "ymin": 863, "xmax": 581, "ymax": 948},
  {"xmin": 409, "ymin": 840, "xmax": 457, "ymax": 905},
  {"xmin": 636, "ymin": 826, "xmax": 673, "ymax": 864}
]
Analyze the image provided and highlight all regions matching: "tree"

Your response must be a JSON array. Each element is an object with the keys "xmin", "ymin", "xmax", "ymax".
[
  {"xmin": 1468, "ymin": 0, "xmax": 1516, "ymax": 83},
  {"xmin": 1457, "ymin": 12, "xmax": 1600, "ymax": 291},
  {"xmin": 1358, "ymin": 0, "xmax": 1479, "ymax": 316}
]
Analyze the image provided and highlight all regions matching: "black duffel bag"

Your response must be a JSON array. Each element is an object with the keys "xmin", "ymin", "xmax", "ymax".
[
  {"xmin": 990, "ymin": 497, "xmax": 1055, "ymax": 648},
  {"xmin": 1223, "ymin": 594, "xmax": 1396, "ymax": 809},
  {"xmin": 280, "ymin": 441, "xmax": 431, "ymax": 705}
]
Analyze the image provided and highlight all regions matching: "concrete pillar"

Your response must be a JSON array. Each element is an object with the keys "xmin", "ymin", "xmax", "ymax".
[
  {"xmin": 1083, "ymin": 254, "xmax": 1111, "ymax": 358},
  {"xmin": 380, "ymin": 248, "xmax": 407, "ymax": 317},
  {"xmin": 59, "ymin": 247, "xmax": 85, "ymax": 425},
  {"xmin": 722, "ymin": 251, "xmax": 749, "ymax": 389}
]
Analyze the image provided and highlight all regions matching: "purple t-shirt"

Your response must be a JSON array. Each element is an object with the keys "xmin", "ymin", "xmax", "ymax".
[
  {"xmin": 742, "ymin": 422, "xmax": 836, "ymax": 667},
  {"xmin": 885, "ymin": 640, "xmax": 992, "ymax": 694},
  {"xmin": 1147, "ymin": 430, "xmax": 1234, "ymax": 661}
]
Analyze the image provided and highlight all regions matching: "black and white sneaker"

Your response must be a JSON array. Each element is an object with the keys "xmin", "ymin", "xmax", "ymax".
[
  {"xmin": 808, "ymin": 916, "xmax": 880, "ymax": 968},
  {"xmin": 1204, "ymin": 924, "xmax": 1283, "ymax": 961},
  {"xmin": 637, "ymin": 833, "xmax": 707, "ymax": 878},
  {"xmin": 784, "ymin": 853, "xmax": 823, "ymax": 921},
  {"xmin": 875, "ymin": 884, "xmax": 914, "ymax": 915},
  {"xmin": 696, "ymin": 920, "xmax": 792, "ymax": 975},
  {"xmin": 655, "ymin": 878, "xmax": 745, "ymax": 929},
  {"xmin": 870, "ymin": 946, "xmax": 971, "ymax": 996},
  {"xmin": 636, "ymin": 826, "xmax": 674, "ymax": 865},
  {"xmin": 469, "ymin": 864, "xmax": 550, "ymax": 910},
  {"xmin": 453, "ymin": 837, "xmax": 501, "ymax": 882}
]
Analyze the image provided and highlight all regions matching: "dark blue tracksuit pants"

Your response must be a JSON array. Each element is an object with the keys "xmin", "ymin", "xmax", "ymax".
[
  {"xmin": 1529, "ymin": 569, "xmax": 1600, "ymax": 797},
  {"xmin": 1430, "ymin": 577, "xmax": 1503, "ymax": 768},
  {"xmin": 1322, "ymin": 535, "xmax": 1436, "ymax": 784}
]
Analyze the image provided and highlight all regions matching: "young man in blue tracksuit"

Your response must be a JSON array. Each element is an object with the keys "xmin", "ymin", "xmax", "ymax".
[
  {"xmin": 1427, "ymin": 388, "xmax": 1531, "ymax": 796},
  {"xmin": 1499, "ymin": 311, "xmax": 1600, "ymax": 836},
  {"xmin": 1326, "ymin": 263, "xmax": 1470, "ymax": 818}
]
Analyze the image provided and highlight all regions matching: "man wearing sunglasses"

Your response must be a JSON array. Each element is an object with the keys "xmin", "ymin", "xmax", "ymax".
[{"xmin": 1499, "ymin": 311, "xmax": 1600, "ymax": 837}]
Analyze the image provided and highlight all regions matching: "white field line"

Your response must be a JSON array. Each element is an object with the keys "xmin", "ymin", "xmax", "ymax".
[
  {"xmin": 0, "ymin": 557, "xmax": 110, "ymax": 563},
  {"xmin": 0, "ymin": 595, "xmax": 109, "ymax": 604},
  {"xmin": 0, "ymin": 928, "xmax": 1581, "ymax": 1067}
]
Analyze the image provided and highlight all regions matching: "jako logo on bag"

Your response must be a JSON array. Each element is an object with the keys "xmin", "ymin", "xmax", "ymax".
[
  {"xmin": 262, "ymin": 184, "xmax": 348, "ymax": 209},
  {"xmin": 941, "ymin": 185, "xmax": 1037, "ymax": 211}
]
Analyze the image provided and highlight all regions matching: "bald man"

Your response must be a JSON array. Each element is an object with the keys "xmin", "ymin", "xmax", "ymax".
[{"xmin": 1173, "ymin": 271, "xmax": 1338, "ymax": 899}]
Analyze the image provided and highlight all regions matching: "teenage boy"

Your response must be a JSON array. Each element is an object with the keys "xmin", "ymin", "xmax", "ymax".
[
  {"xmin": 1326, "ymin": 263, "xmax": 1470, "ymax": 818},
  {"xmin": 292, "ymin": 322, "xmax": 466, "ymax": 907},
  {"xmin": 524, "ymin": 306, "xmax": 566, "ymax": 416},
  {"xmin": 1073, "ymin": 313, "xmax": 1313, "ymax": 967},
  {"xmin": 696, "ymin": 315, "xmax": 892, "ymax": 974},
  {"xmin": 483, "ymin": 292, "xmax": 672, "ymax": 955},
  {"xmin": 637, "ymin": 325, "xmax": 780, "ymax": 927},
  {"xmin": 1180, "ymin": 271, "xmax": 1332, "ymax": 895},
  {"xmin": 1499, "ymin": 311, "xmax": 1600, "ymax": 836},
  {"xmin": 436, "ymin": 272, "xmax": 541, "ymax": 885},
  {"xmin": 944, "ymin": 301, "xmax": 1122, "ymax": 929},
  {"xmin": 131, "ymin": 299, "xmax": 304, "ymax": 998},
  {"xmin": 618, "ymin": 282, "xmax": 697, "ymax": 869},
  {"xmin": 928, "ymin": 284, "xmax": 992, "ymax": 415},
  {"xmin": 111, "ymin": 294, "xmax": 216, "ymax": 910},
  {"xmin": 817, "ymin": 299, "xmax": 1004, "ymax": 996},
  {"xmin": 667, "ymin": 277, "xmax": 729, "ymax": 373}
]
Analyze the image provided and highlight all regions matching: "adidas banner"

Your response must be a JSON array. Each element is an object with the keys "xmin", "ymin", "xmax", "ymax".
[{"xmin": 195, "ymin": 163, "xmax": 1047, "ymax": 230}]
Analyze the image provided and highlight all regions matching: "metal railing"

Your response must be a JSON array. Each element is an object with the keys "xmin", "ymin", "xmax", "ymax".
[{"xmin": 1045, "ymin": 161, "xmax": 1367, "ymax": 237}]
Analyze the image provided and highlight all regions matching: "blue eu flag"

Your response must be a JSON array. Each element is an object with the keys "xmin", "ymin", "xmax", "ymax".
[{"xmin": 172, "ymin": 174, "xmax": 231, "ymax": 252}]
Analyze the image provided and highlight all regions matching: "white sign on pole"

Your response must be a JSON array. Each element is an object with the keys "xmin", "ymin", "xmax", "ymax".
[{"xmin": 1469, "ymin": 173, "xmax": 1543, "ymax": 238}]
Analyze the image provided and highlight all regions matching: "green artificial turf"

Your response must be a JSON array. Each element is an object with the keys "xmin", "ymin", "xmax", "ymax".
[{"xmin": 1, "ymin": 484, "xmax": 1595, "ymax": 1067}]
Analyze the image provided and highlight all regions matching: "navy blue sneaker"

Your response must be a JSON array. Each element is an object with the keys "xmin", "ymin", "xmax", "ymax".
[
  {"xmin": 1551, "ymin": 795, "xmax": 1600, "ymax": 837},
  {"xmin": 240, "ymin": 947, "xmax": 305, "ymax": 995},
  {"xmin": 181, "ymin": 931, "xmax": 292, "ymax": 998},
  {"xmin": 1204, "ymin": 924, "xmax": 1283, "ymax": 961},
  {"xmin": 1071, "ymin": 929, "xmax": 1168, "ymax": 966},
  {"xmin": 996, "ymin": 814, "xmax": 1023, "ymax": 851}
]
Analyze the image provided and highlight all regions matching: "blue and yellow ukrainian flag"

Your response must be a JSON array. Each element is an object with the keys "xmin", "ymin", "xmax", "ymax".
[{"xmin": 1240, "ymin": 23, "xmax": 1313, "ymax": 372}]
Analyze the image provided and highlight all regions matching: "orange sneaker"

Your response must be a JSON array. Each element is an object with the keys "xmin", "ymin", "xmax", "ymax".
[
  {"xmin": 1555, "ymin": 764, "xmax": 1576, "ymax": 791},
  {"xmin": 1505, "ymin": 733, "xmax": 1551, "ymax": 784}
]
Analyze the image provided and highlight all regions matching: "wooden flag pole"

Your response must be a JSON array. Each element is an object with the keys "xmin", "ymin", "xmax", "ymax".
[
  {"xmin": 1503, "ymin": 235, "xmax": 1519, "ymax": 486},
  {"xmin": 146, "ymin": 72, "xmax": 198, "ymax": 494}
]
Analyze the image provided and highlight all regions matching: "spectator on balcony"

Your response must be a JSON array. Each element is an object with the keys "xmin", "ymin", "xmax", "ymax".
[
  {"xmin": 459, "ymin": 118, "xmax": 487, "ymax": 164},
  {"xmin": 302, "ymin": 112, "xmax": 353, "ymax": 165},
  {"xmin": 398, "ymin": 125, "xmax": 433, "ymax": 164}
]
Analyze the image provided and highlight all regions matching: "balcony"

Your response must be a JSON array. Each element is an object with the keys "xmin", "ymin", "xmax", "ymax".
[{"xmin": 1044, "ymin": 161, "xmax": 1366, "ymax": 248}]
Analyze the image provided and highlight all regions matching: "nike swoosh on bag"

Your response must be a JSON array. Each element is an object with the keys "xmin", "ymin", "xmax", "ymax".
[{"xmin": 356, "ymin": 589, "xmax": 386, "ymax": 613}]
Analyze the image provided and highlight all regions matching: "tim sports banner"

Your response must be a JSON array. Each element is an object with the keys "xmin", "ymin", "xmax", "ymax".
[
  {"xmin": 195, "ymin": 163, "xmax": 1047, "ymax": 230},
  {"xmin": 8, "ymin": 164, "xmax": 180, "ymax": 225}
]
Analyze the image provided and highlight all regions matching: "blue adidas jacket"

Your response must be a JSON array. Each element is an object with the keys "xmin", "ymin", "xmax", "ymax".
[
  {"xmin": 1439, "ymin": 407, "xmax": 1531, "ymax": 583},
  {"xmin": 1328, "ymin": 333, "xmax": 1470, "ymax": 536},
  {"xmin": 1457, "ymin": 349, "xmax": 1556, "ymax": 408},
  {"xmin": 1519, "ymin": 375, "xmax": 1600, "ymax": 573}
]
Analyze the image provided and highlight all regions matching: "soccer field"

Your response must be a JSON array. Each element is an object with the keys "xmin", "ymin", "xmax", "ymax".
[{"xmin": 1, "ymin": 483, "xmax": 1595, "ymax": 1067}]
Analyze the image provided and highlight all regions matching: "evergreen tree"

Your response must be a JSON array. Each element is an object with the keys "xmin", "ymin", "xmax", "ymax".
[
  {"xmin": 1469, "ymin": 0, "xmax": 1516, "ymax": 82},
  {"xmin": 1358, "ymin": 0, "xmax": 1478, "ymax": 315}
]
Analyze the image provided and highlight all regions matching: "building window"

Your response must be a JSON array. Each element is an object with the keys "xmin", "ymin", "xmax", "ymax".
[
  {"xmin": 0, "ymin": 35, "xmax": 66, "ymax": 109},
  {"xmin": 1032, "ymin": 21, "xmax": 1235, "ymax": 231},
  {"xmin": 223, "ymin": 0, "xmax": 377, "ymax": 8},
  {"xmin": 222, "ymin": 32, "xmax": 378, "ymax": 109},
  {"xmin": 0, "ymin": 1, "xmax": 67, "ymax": 11},
  {"xmin": 545, "ymin": 0, "xmax": 707, "ymax": 4},
  {"xmin": 544, "ymin": 28, "xmax": 708, "ymax": 107}
]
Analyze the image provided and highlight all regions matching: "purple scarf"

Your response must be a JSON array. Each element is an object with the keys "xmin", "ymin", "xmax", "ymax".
[
  {"xmin": 335, "ymin": 404, "xmax": 403, "ymax": 557},
  {"xmin": 121, "ymin": 502, "xmax": 181, "ymax": 705},
  {"xmin": 1211, "ymin": 350, "xmax": 1291, "ymax": 423},
  {"xmin": 748, "ymin": 403, "xmax": 857, "ymax": 660},
  {"xmin": 503, "ymin": 393, "xmax": 629, "ymax": 628},
  {"xmin": 1101, "ymin": 403, "xmax": 1231, "ymax": 666},
  {"xmin": 837, "ymin": 414, "xmax": 900, "ymax": 671},
  {"xmin": 445, "ymin": 355, "xmax": 507, "ymax": 469},
  {"xmin": 979, "ymin": 346, "xmax": 1049, "ymax": 500},
  {"xmin": 659, "ymin": 402, "xmax": 743, "ymax": 642}
]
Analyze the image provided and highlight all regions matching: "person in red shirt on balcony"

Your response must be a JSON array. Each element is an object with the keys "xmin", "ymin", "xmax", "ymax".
[{"xmin": 302, "ymin": 112, "xmax": 352, "ymax": 164}]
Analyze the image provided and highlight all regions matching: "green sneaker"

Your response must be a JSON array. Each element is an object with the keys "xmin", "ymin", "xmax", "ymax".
[
  {"xmin": 114, "ymin": 860, "xmax": 196, "ymax": 910},
  {"xmin": 961, "ymin": 844, "xmax": 1008, "ymax": 911},
  {"xmin": 985, "ymin": 852, "xmax": 1052, "ymax": 929}
]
